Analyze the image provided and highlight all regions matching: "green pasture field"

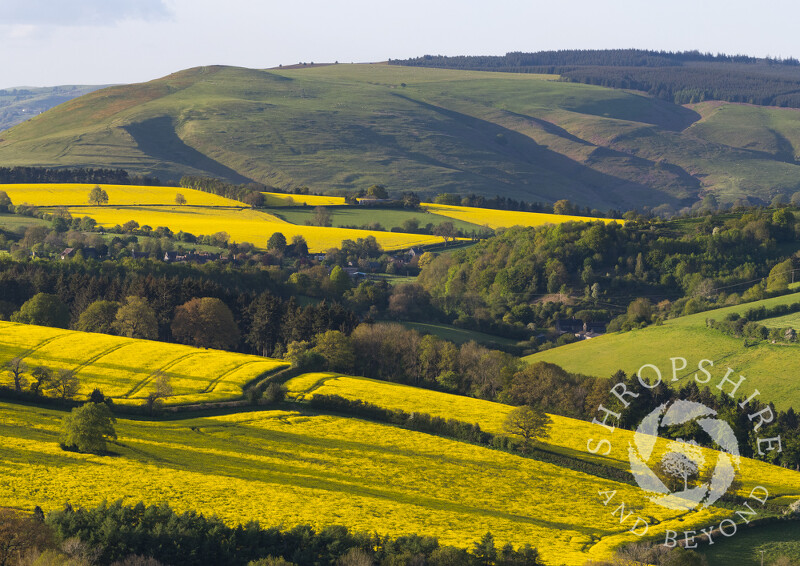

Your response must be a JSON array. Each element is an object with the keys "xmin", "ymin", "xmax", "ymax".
[
  {"xmin": 270, "ymin": 206, "xmax": 485, "ymax": 233},
  {"xmin": 526, "ymin": 292, "xmax": 800, "ymax": 409}
]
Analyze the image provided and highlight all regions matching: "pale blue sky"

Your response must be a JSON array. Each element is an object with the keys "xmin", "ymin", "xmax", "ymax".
[{"xmin": 2, "ymin": 0, "xmax": 799, "ymax": 88}]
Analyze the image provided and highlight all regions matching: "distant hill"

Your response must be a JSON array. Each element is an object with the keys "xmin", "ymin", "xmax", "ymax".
[
  {"xmin": 391, "ymin": 49, "xmax": 800, "ymax": 107},
  {"xmin": 0, "ymin": 85, "xmax": 109, "ymax": 131},
  {"xmin": 3, "ymin": 63, "xmax": 800, "ymax": 210}
]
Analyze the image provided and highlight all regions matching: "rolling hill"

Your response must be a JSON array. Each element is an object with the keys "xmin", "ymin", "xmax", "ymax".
[
  {"xmin": 525, "ymin": 292, "xmax": 800, "ymax": 410},
  {"xmin": 4, "ymin": 64, "xmax": 800, "ymax": 209}
]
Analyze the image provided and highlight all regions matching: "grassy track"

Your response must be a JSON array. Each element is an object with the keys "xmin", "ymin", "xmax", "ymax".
[
  {"xmin": 0, "ymin": 321, "xmax": 287, "ymax": 404},
  {"xmin": 525, "ymin": 292, "xmax": 800, "ymax": 409}
]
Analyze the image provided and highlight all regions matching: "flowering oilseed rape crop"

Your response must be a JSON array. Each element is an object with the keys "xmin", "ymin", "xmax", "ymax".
[
  {"xmin": 60, "ymin": 205, "xmax": 445, "ymax": 253},
  {"xmin": 423, "ymin": 203, "xmax": 618, "ymax": 230},
  {"xmin": 261, "ymin": 192, "xmax": 347, "ymax": 207},
  {"xmin": 286, "ymin": 375, "xmax": 800, "ymax": 515},
  {"xmin": 0, "ymin": 401, "xmax": 731, "ymax": 566},
  {"xmin": 0, "ymin": 321, "xmax": 287, "ymax": 403},
  {"xmin": 0, "ymin": 183, "xmax": 242, "ymax": 207}
]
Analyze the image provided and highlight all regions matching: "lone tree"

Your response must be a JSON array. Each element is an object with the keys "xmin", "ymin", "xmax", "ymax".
[
  {"xmin": 503, "ymin": 405, "xmax": 551, "ymax": 453},
  {"xmin": 88, "ymin": 185, "xmax": 109, "ymax": 206},
  {"xmin": 4, "ymin": 357, "xmax": 27, "ymax": 392},
  {"xmin": 313, "ymin": 206, "xmax": 332, "ymax": 227},
  {"xmin": 175, "ymin": 193, "xmax": 187, "ymax": 205},
  {"xmin": 60, "ymin": 402, "xmax": 117, "ymax": 454}
]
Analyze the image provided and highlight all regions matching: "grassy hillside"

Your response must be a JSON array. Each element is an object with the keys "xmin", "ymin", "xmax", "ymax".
[
  {"xmin": 0, "ymin": 400, "xmax": 729, "ymax": 566},
  {"xmin": 525, "ymin": 292, "xmax": 800, "ymax": 409},
  {"xmin": 0, "ymin": 321, "xmax": 287, "ymax": 405},
  {"xmin": 5, "ymin": 64, "xmax": 800, "ymax": 208}
]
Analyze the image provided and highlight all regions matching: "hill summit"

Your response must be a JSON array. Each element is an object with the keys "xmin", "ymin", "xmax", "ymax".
[{"xmin": 2, "ymin": 62, "xmax": 800, "ymax": 210}]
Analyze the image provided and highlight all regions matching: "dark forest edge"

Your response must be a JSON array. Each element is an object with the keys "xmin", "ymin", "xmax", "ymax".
[
  {"xmin": 390, "ymin": 49, "xmax": 800, "ymax": 108},
  {"xmin": 0, "ymin": 501, "xmax": 542, "ymax": 566}
]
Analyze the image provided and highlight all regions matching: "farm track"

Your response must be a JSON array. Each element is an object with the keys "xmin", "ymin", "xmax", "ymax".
[
  {"xmin": 14, "ymin": 332, "xmax": 73, "ymax": 361},
  {"xmin": 201, "ymin": 360, "xmax": 263, "ymax": 393},
  {"xmin": 71, "ymin": 342, "xmax": 131, "ymax": 375},
  {"xmin": 121, "ymin": 351, "xmax": 203, "ymax": 398}
]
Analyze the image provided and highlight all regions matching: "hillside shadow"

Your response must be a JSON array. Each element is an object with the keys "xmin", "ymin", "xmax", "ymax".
[
  {"xmin": 124, "ymin": 117, "xmax": 252, "ymax": 184},
  {"xmin": 391, "ymin": 93, "xmax": 698, "ymax": 208}
]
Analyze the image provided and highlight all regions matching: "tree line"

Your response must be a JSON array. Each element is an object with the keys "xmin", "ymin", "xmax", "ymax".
[
  {"xmin": 418, "ymin": 206, "xmax": 800, "ymax": 347},
  {"xmin": 0, "ymin": 501, "xmax": 542, "ymax": 566},
  {"xmin": 0, "ymin": 166, "xmax": 162, "ymax": 185},
  {"xmin": 390, "ymin": 49, "xmax": 800, "ymax": 108}
]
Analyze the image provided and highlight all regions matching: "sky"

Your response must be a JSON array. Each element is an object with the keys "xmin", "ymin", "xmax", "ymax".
[{"xmin": 2, "ymin": 0, "xmax": 800, "ymax": 88}]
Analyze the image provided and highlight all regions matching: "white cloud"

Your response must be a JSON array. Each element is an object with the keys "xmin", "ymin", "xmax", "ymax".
[{"xmin": 0, "ymin": 0, "xmax": 171, "ymax": 26}]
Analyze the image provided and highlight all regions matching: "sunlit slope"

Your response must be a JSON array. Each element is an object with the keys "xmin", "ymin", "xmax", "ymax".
[
  {"xmin": 423, "ymin": 203, "xmax": 618, "ymax": 230},
  {"xmin": 686, "ymin": 101, "xmax": 800, "ymax": 162},
  {"xmin": 0, "ymin": 321, "xmax": 287, "ymax": 404},
  {"xmin": 0, "ymin": 64, "xmax": 744, "ymax": 209},
  {"xmin": 262, "ymin": 192, "xmax": 347, "ymax": 207},
  {"xmin": 525, "ymin": 292, "xmax": 800, "ymax": 410},
  {"xmin": 285, "ymin": 372, "xmax": 800, "ymax": 504},
  {"xmin": 59, "ymin": 204, "xmax": 446, "ymax": 252},
  {"xmin": 1, "ymin": 183, "xmax": 243, "ymax": 206},
  {"xmin": 0, "ymin": 401, "xmax": 729, "ymax": 565}
]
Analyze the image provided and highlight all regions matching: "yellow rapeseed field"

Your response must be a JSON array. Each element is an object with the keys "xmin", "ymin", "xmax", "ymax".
[
  {"xmin": 0, "ymin": 321, "xmax": 287, "ymax": 404},
  {"xmin": 0, "ymin": 402, "xmax": 730, "ymax": 565},
  {"xmin": 424, "ymin": 203, "xmax": 618, "ymax": 230},
  {"xmin": 261, "ymin": 192, "xmax": 347, "ymax": 207},
  {"xmin": 0, "ymin": 183, "xmax": 242, "ymax": 207},
  {"xmin": 1, "ymin": 183, "xmax": 443, "ymax": 251},
  {"xmin": 61, "ymin": 205, "xmax": 444, "ymax": 252},
  {"xmin": 286, "ymin": 373, "xmax": 800, "ymax": 505}
]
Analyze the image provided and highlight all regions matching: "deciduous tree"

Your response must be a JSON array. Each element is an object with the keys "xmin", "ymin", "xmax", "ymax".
[
  {"xmin": 76, "ymin": 300, "xmax": 120, "ymax": 334},
  {"xmin": 48, "ymin": 368, "xmax": 80, "ymax": 401},
  {"xmin": 60, "ymin": 402, "xmax": 116, "ymax": 454},
  {"xmin": 503, "ymin": 405, "xmax": 551, "ymax": 453},
  {"xmin": 171, "ymin": 297, "xmax": 240, "ymax": 349},
  {"xmin": 10, "ymin": 293, "xmax": 70, "ymax": 328},
  {"xmin": 113, "ymin": 296, "xmax": 158, "ymax": 340},
  {"xmin": 88, "ymin": 185, "xmax": 109, "ymax": 205},
  {"xmin": 4, "ymin": 357, "xmax": 27, "ymax": 392}
]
